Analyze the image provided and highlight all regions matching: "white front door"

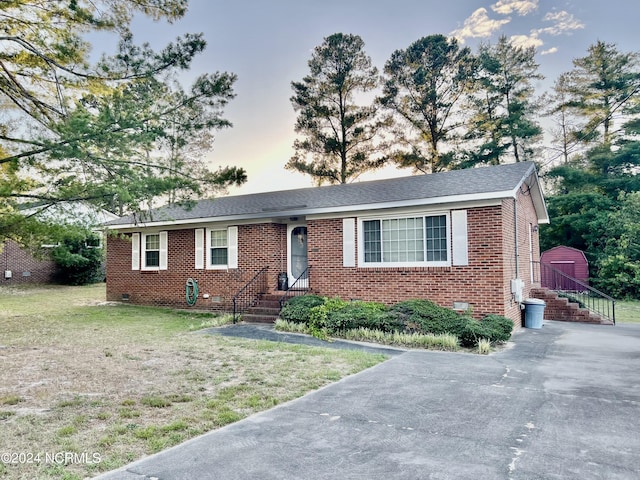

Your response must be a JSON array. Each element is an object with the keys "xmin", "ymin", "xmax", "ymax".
[{"xmin": 287, "ymin": 224, "xmax": 308, "ymax": 288}]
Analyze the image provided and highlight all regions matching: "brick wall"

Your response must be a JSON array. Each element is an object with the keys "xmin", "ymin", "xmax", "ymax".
[
  {"xmin": 307, "ymin": 207, "xmax": 507, "ymax": 321},
  {"xmin": 306, "ymin": 192, "xmax": 540, "ymax": 326},
  {"xmin": 106, "ymin": 224, "xmax": 287, "ymax": 310},
  {"xmin": 106, "ymin": 190, "xmax": 542, "ymax": 326},
  {"xmin": 500, "ymin": 189, "xmax": 543, "ymax": 327},
  {"xmin": 0, "ymin": 239, "xmax": 59, "ymax": 284}
]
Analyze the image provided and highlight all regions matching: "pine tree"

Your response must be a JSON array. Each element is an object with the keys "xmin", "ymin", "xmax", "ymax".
[
  {"xmin": 380, "ymin": 34, "xmax": 475, "ymax": 173},
  {"xmin": 463, "ymin": 36, "xmax": 543, "ymax": 166},
  {"xmin": 287, "ymin": 33, "xmax": 388, "ymax": 184}
]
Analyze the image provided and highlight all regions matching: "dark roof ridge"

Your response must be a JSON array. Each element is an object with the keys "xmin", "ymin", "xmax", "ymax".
[{"xmin": 105, "ymin": 162, "xmax": 540, "ymax": 227}]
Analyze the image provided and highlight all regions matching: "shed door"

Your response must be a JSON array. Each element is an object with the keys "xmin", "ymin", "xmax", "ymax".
[
  {"xmin": 288, "ymin": 225, "xmax": 308, "ymax": 288},
  {"xmin": 551, "ymin": 261, "xmax": 577, "ymax": 290}
]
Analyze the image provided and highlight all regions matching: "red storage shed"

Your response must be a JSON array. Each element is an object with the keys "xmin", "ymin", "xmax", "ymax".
[{"xmin": 540, "ymin": 246, "xmax": 589, "ymax": 290}]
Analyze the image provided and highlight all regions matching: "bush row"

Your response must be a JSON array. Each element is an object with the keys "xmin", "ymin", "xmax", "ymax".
[{"xmin": 279, "ymin": 295, "xmax": 514, "ymax": 347}]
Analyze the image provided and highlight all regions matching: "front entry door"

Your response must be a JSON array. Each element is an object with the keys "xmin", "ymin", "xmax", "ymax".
[{"xmin": 288, "ymin": 225, "xmax": 308, "ymax": 288}]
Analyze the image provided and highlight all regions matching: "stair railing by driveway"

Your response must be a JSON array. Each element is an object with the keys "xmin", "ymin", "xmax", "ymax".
[
  {"xmin": 532, "ymin": 261, "xmax": 616, "ymax": 324},
  {"xmin": 232, "ymin": 266, "xmax": 269, "ymax": 323}
]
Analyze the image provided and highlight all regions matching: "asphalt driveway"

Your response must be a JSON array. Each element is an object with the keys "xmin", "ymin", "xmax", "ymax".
[{"xmin": 96, "ymin": 321, "xmax": 640, "ymax": 480}]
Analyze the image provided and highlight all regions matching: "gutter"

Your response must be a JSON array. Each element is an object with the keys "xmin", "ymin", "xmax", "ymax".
[{"xmin": 103, "ymin": 189, "xmax": 522, "ymax": 231}]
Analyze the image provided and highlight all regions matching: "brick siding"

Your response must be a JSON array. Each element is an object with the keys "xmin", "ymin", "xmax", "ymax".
[
  {"xmin": 500, "ymin": 189, "xmax": 542, "ymax": 327},
  {"xmin": 106, "ymin": 189, "xmax": 541, "ymax": 328},
  {"xmin": 1, "ymin": 239, "xmax": 59, "ymax": 284},
  {"xmin": 309, "ymin": 205, "xmax": 509, "ymax": 322},
  {"xmin": 106, "ymin": 224, "xmax": 288, "ymax": 311}
]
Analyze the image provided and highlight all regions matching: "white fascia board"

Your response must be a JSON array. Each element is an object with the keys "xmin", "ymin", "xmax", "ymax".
[
  {"xmin": 104, "ymin": 214, "xmax": 279, "ymax": 231},
  {"xmin": 104, "ymin": 214, "xmax": 299, "ymax": 232},
  {"xmin": 528, "ymin": 174, "xmax": 550, "ymax": 224},
  {"xmin": 512, "ymin": 167, "xmax": 550, "ymax": 225},
  {"xmin": 307, "ymin": 194, "xmax": 508, "ymax": 220}
]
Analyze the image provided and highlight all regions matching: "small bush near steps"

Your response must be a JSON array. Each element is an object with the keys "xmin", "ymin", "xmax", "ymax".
[
  {"xmin": 278, "ymin": 295, "xmax": 326, "ymax": 323},
  {"xmin": 309, "ymin": 298, "xmax": 404, "ymax": 334}
]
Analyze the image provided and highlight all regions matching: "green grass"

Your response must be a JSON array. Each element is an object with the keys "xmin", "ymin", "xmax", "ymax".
[
  {"xmin": 0, "ymin": 284, "xmax": 387, "ymax": 479},
  {"xmin": 615, "ymin": 299, "xmax": 640, "ymax": 324},
  {"xmin": 0, "ymin": 395, "xmax": 22, "ymax": 406},
  {"xmin": 275, "ymin": 319, "xmax": 461, "ymax": 351},
  {"xmin": 558, "ymin": 293, "xmax": 640, "ymax": 324}
]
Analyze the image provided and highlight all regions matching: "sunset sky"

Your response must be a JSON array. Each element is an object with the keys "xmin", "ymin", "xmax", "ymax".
[{"xmin": 122, "ymin": 0, "xmax": 639, "ymax": 194}]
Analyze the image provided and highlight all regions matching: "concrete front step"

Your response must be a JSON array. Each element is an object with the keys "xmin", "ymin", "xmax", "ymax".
[
  {"xmin": 241, "ymin": 313, "xmax": 278, "ymax": 324},
  {"xmin": 239, "ymin": 290, "xmax": 310, "ymax": 324},
  {"xmin": 246, "ymin": 306, "xmax": 280, "ymax": 316},
  {"xmin": 253, "ymin": 299, "xmax": 281, "ymax": 309}
]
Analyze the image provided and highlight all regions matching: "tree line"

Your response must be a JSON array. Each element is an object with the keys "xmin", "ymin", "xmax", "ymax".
[
  {"xmin": 1, "ymin": 2, "xmax": 639, "ymax": 296},
  {"xmin": 288, "ymin": 33, "xmax": 543, "ymax": 181},
  {"xmin": 288, "ymin": 33, "xmax": 640, "ymax": 298}
]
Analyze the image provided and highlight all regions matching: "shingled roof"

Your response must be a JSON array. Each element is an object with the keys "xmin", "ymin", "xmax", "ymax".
[{"xmin": 106, "ymin": 161, "xmax": 548, "ymax": 228}]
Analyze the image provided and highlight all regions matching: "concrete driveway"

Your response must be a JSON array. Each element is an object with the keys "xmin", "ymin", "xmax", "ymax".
[{"xmin": 96, "ymin": 321, "xmax": 640, "ymax": 480}]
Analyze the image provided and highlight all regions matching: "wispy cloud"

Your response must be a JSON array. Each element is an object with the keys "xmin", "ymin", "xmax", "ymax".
[
  {"xmin": 510, "ymin": 33, "xmax": 543, "ymax": 50},
  {"xmin": 450, "ymin": 8, "xmax": 510, "ymax": 43},
  {"xmin": 535, "ymin": 11, "xmax": 585, "ymax": 36},
  {"xmin": 451, "ymin": 2, "xmax": 583, "ymax": 56},
  {"xmin": 492, "ymin": 0, "xmax": 539, "ymax": 16}
]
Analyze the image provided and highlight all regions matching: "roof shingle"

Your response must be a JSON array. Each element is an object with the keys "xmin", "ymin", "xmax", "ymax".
[{"xmin": 106, "ymin": 162, "xmax": 540, "ymax": 227}]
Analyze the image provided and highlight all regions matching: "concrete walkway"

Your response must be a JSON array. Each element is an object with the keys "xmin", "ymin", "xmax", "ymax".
[
  {"xmin": 198, "ymin": 322, "xmax": 407, "ymax": 356},
  {"xmin": 96, "ymin": 321, "xmax": 640, "ymax": 480}
]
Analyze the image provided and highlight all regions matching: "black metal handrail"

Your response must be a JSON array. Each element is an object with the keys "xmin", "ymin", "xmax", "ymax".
[
  {"xmin": 532, "ymin": 261, "xmax": 616, "ymax": 324},
  {"xmin": 279, "ymin": 266, "xmax": 311, "ymax": 308},
  {"xmin": 232, "ymin": 266, "xmax": 269, "ymax": 323}
]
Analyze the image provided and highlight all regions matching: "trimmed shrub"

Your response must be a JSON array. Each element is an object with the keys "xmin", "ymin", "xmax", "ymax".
[
  {"xmin": 481, "ymin": 314, "xmax": 514, "ymax": 343},
  {"xmin": 459, "ymin": 320, "xmax": 492, "ymax": 348},
  {"xmin": 281, "ymin": 296, "xmax": 514, "ymax": 349},
  {"xmin": 308, "ymin": 297, "xmax": 348, "ymax": 331},
  {"xmin": 389, "ymin": 299, "xmax": 470, "ymax": 337},
  {"xmin": 279, "ymin": 295, "xmax": 326, "ymax": 323},
  {"xmin": 324, "ymin": 301, "xmax": 402, "ymax": 334},
  {"xmin": 458, "ymin": 315, "xmax": 514, "ymax": 348}
]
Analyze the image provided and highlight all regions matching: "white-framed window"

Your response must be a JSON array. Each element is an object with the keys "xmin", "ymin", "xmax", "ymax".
[
  {"xmin": 134, "ymin": 231, "xmax": 167, "ymax": 271},
  {"xmin": 144, "ymin": 233, "xmax": 161, "ymax": 268},
  {"xmin": 209, "ymin": 229, "xmax": 228, "ymax": 266},
  {"xmin": 359, "ymin": 213, "xmax": 451, "ymax": 267},
  {"xmin": 205, "ymin": 226, "xmax": 238, "ymax": 269},
  {"xmin": 85, "ymin": 236, "xmax": 102, "ymax": 249}
]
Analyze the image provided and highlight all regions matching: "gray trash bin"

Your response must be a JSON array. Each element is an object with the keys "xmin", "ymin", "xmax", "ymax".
[{"xmin": 523, "ymin": 298, "xmax": 546, "ymax": 329}]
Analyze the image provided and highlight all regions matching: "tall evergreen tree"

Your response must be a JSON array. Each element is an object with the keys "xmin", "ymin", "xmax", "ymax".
[
  {"xmin": 286, "ymin": 33, "xmax": 388, "ymax": 184},
  {"xmin": 561, "ymin": 40, "xmax": 640, "ymax": 147},
  {"xmin": 595, "ymin": 191, "xmax": 640, "ymax": 298},
  {"xmin": 541, "ymin": 118, "xmax": 640, "ymax": 297},
  {"xmin": 463, "ymin": 35, "xmax": 543, "ymax": 166},
  {"xmin": 380, "ymin": 34, "xmax": 475, "ymax": 173},
  {"xmin": 0, "ymin": 0, "xmax": 245, "ymax": 241},
  {"xmin": 544, "ymin": 73, "xmax": 586, "ymax": 164}
]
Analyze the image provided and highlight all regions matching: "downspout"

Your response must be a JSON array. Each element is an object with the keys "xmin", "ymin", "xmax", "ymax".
[{"xmin": 514, "ymin": 197, "xmax": 519, "ymax": 279}]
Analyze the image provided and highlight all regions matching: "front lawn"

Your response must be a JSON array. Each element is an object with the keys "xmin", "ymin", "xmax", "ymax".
[
  {"xmin": 615, "ymin": 299, "xmax": 640, "ymax": 323},
  {"xmin": 0, "ymin": 284, "xmax": 386, "ymax": 479}
]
